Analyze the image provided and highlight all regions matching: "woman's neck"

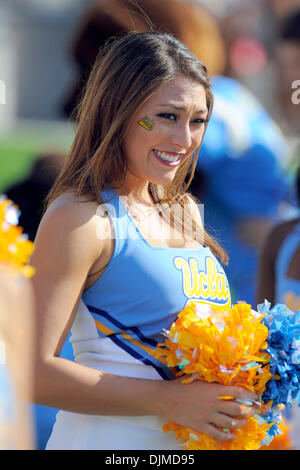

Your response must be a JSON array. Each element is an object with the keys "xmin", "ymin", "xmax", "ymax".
[{"xmin": 114, "ymin": 182, "xmax": 154, "ymax": 206}]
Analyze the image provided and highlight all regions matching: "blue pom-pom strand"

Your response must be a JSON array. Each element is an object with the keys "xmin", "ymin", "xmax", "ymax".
[
  {"xmin": 254, "ymin": 300, "xmax": 300, "ymax": 445},
  {"xmin": 257, "ymin": 301, "xmax": 300, "ymax": 408}
]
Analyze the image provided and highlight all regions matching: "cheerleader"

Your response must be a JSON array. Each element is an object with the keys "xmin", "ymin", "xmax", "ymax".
[{"xmin": 30, "ymin": 32, "xmax": 258, "ymax": 450}]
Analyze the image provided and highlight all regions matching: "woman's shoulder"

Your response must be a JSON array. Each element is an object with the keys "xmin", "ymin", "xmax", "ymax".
[
  {"xmin": 46, "ymin": 191, "xmax": 97, "ymax": 217},
  {"xmin": 42, "ymin": 191, "xmax": 103, "ymax": 233},
  {"xmin": 32, "ymin": 192, "xmax": 113, "ymax": 279},
  {"xmin": 37, "ymin": 191, "xmax": 110, "ymax": 255}
]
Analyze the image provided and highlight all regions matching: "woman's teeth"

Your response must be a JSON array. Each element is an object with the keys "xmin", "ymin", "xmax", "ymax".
[{"xmin": 153, "ymin": 149, "xmax": 182, "ymax": 163}]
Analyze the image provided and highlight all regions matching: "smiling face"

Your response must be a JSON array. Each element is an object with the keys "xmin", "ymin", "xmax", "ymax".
[{"xmin": 123, "ymin": 75, "xmax": 209, "ymax": 191}]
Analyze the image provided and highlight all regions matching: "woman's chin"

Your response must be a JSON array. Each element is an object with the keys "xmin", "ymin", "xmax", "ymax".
[
  {"xmin": 147, "ymin": 168, "xmax": 178, "ymax": 186},
  {"xmin": 148, "ymin": 175, "xmax": 175, "ymax": 186}
]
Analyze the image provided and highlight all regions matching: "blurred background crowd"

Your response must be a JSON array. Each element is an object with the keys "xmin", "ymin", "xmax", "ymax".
[{"xmin": 0, "ymin": 0, "xmax": 299, "ymax": 450}]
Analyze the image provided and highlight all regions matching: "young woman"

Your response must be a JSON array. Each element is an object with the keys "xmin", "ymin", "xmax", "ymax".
[{"xmin": 31, "ymin": 31, "xmax": 258, "ymax": 450}]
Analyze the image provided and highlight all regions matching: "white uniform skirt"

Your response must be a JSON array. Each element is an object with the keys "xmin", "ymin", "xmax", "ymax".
[{"xmin": 46, "ymin": 412, "xmax": 182, "ymax": 450}]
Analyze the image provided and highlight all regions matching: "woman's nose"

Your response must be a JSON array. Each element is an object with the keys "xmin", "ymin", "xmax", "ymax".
[{"xmin": 170, "ymin": 124, "xmax": 192, "ymax": 149}]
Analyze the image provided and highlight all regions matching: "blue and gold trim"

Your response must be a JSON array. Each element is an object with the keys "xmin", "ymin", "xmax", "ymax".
[{"xmin": 86, "ymin": 304, "xmax": 175, "ymax": 380}]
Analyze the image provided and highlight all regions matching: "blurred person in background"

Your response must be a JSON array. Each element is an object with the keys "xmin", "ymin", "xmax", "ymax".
[
  {"xmin": 3, "ymin": 151, "xmax": 73, "ymax": 450},
  {"xmin": 256, "ymin": 163, "xmax": 300, "ymax": 449},
  {"xmin": 257, "ymin": 164, "xmax": 300, "ymax": 312},
  {"xmin": 0, "ymin": 269, "xmax": 35, "ymax": 449},
  {"xmin": 61, "ymin": 0, "xmax": 290, "ymax": 306}
]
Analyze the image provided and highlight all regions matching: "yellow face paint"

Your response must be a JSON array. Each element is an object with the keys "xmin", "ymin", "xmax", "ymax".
[{"xmin": 138, "ymin": 115, "xmax": 154, "ymax": 131}]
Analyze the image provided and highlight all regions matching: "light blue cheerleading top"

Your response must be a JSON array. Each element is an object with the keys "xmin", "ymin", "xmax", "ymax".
[
  {"xmin": 275, "ymin": 221, "xmax": 300, "ymax": 313},
  {"xmin": 70, "ymin": 189, "xmax": 231, "ymax": 381}
]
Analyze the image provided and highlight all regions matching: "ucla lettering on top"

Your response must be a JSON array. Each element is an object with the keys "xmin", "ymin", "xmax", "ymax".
[{"xmin": 174, "ymin": 255, "xmax": 231, "ymax": 309}]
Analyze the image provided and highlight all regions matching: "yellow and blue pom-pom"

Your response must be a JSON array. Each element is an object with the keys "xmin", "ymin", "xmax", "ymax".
[{"xmin": 156, "ymin": 300, "xmax": 300, "ymax": 450}]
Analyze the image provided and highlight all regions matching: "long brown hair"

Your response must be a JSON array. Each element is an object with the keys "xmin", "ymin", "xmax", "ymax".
[{"xmin": 46, "ymin": 31, "xmax": 228, "ymax": 264}]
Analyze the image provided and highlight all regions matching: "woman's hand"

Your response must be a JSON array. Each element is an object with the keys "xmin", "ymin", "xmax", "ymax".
[{"xmin": 160, "ymin": 379, "xmax": 258, "ymax": 442}]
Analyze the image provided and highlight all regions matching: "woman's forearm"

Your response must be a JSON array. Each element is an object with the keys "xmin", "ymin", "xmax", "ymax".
[
  {"xmin": 34, "ymin": 357, "xmax": 168, "ymax": 417},
  {"xmin": 33, "ymin": 354, "xmax": 260, "ymax": 442}
]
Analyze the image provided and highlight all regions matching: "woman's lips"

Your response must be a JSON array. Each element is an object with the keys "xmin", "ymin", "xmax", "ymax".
[{"xmin": 152, "ymin": 149, "xmax": 183, "ymax": 167}]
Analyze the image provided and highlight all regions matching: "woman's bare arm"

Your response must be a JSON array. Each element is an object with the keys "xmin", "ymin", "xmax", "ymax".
[{"xmin": 31, "ymin": 198, "xmax": 168, "ymax": 416}]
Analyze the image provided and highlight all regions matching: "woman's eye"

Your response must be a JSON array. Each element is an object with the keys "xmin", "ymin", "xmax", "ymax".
[
  {"xmin": 157, "ymin": 113, "xmax": 177, "ymax": 121},
  {"xmin": 157, "ymin": 113, "xmax": 208, "ymax": 125},
  {"xmin": 192, "ymin": 118, "xmax": 208, "ymax": 125}
]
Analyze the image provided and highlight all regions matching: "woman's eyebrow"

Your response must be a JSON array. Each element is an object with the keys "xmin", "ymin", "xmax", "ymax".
[{"xmin": 156, "ymin": 103, "xmax": 208, "ymax": 114}]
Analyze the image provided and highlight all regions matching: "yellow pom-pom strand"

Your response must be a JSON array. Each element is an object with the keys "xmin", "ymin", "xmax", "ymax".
[
  {"xmin": 0, "ymin": 197, "xmax": 35, "ymax": 277},
  {"xmin": 157, "ymin": 301, "xmax": 271, "ymax": 392},
  {"xmin": 163, "ymin": 416, "xmax": 273, "ymax": 451}
]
